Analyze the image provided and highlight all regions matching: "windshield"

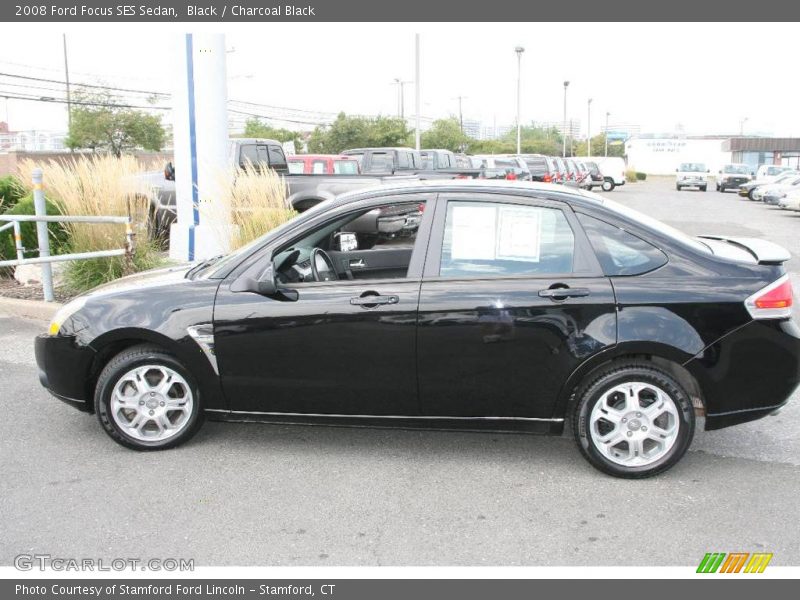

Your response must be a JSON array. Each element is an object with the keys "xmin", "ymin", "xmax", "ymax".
[
  {"xmin": 679, "ymin": 163, "xmax": 706, "ymax": 172},
  {"xmin": 723, "ymin": 164, "xmax": 750, "ymax": 174},
  {"xmin": 206, "ymin": 200, "xmax": 334, "ymax": 277}
]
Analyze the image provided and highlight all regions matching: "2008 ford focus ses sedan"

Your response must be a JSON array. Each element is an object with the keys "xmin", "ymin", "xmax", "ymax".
[{"xmin": 35, "ymin": 180, "xmax": 800, "ymax": 477}]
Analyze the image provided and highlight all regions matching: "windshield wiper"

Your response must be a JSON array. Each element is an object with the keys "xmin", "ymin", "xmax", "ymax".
[{"xmin": 185, "ymin": 254, "xmax": 225, "ymax": 279}]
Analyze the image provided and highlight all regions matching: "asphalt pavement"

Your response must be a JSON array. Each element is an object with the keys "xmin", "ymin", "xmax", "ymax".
[{"xmin": 1, "ymin": 177, "xmax": 799, "ymax": 567}]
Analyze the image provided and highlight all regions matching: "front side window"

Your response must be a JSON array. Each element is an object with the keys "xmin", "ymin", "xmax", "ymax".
[
  {"xmin": 577, "ymin": 213, "xmax": 668, "ymax": 276},
  {"xmin": 272, "ymin": 200, "xmax": 427, "ymax": 284},
  {"xmin": 439, "ymin": 201, "xmax": 575, "ymax": 278}
]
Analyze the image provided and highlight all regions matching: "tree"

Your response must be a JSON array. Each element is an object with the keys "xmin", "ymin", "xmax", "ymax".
[
  {"xmin": 497, "ymin": 124, "xmax": 563, "ymax": 155},
  {"xmin": 307, "ymin": 113, "xmax": 412, "ymax": 153},
  {"xmin": 240, "ymin": 118, "xmax": 301, "ymax": 152},
  {"xmin": 65, "ymin": 90, "xmax": 165, "ymax": 157},
  {"xmin": 421, "ymin": 118, "xmax": 470, "ymax": 152},
  {"xmin": 574, "ymin": 133, "xmax": 625, "ymax": 158}
]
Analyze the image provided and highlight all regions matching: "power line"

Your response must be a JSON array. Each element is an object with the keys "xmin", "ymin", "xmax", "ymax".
[
  {"xmin": 0, "ymin": 71, "xmax": 170, "ymax": 97},
  {"xmin": 0, "ymin": 91, "xmax": 170, "ymax": 111}
]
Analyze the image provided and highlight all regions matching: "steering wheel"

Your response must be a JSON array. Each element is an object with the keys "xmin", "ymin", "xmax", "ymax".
[{"xmin": 310, "ymin": 248, "xmax": 339, "ymax": 282}]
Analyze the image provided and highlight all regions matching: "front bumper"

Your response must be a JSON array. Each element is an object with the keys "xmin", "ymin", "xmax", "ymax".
[
  {"xmin": 720, "ymin": 177, "xmax": 750, "ymax": 188},
  {"xmin": 764, "ymin": 194, "xmax": 785, "ymax": 205},
  {"xmin": 685, "ymin": 319, "xmax": 800, "ymax": 430},
  {"xmin": 35, "ymin": 334, "xmax": 96, "ymax": 412},
  {"xmin": 678, "ymin": 178, "xmax": 707, "ymax": 187}
]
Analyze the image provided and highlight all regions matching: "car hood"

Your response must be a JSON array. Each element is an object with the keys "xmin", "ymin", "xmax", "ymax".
[{"xmin": 81, "ymin": 263, "xmax": 194, "ymax": 300}]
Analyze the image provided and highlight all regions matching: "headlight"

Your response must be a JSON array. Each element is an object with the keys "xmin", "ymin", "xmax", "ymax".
[{"xmin": 48, "ymin": 297, "xmax": 88, "ymax": 336}]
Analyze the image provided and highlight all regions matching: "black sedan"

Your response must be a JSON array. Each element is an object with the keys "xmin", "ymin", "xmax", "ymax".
[{"xmin": 35, "ymin": 180, "xmax": 800, "ymax": 478}]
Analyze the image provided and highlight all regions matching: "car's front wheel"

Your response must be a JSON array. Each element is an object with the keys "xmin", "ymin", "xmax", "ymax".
[
  {"xmin": 95, "ymin": 345, "xmax": 204, "ymax": 451},
  {"xmin": 572, "ymin": 361, "xmax": 695, "ymax": 478}
]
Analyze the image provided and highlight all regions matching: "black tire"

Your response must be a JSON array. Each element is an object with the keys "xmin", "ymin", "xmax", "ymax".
[
  {"xmin": 95, "ymin": 344, "xmax": 204, "ymax": 451},
  {"xmin": 602, "ymin": 179, "xmax": 614, "ymax": 192},
  {"xmin": 700, "ymin": 185, "xmax": 707, "ymax": 192},
  {"xmin": 572, "ymin": 361, "xmax": 695, "ymax": 479},
  {"xmin": 748, "ymin": 189, "xmax": 757, "ymax": 201},
  {"xmin": 676, "ymin": 184, "xmax": 681, "ymax": 191}
]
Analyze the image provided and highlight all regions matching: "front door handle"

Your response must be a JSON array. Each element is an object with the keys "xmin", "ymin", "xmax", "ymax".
[
  {"xmin": 350, "ymin": 294, "xmax": 399, "ymax": 306},
  {"xmin": 538, "ymin": 287, "xmax": 591, "ymax": 300},
  {"xmin": 349, "ymin": 259, "xmax": 366, "ymax": 268}
]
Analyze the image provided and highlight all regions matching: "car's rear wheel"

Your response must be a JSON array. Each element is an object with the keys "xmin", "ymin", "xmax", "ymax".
[
  {"xmin": 95, "ymin": 345, "xmax": 204, "ymax": 450},
  {"xmin": 700, "ymin": 185, "xmax": 707, "ymax": 192},
  {"xmin": 572, "ymin": 361, "xmax": 695, "ymax": 478},
  {"xmin": 602, "ymin": 179, "xmax": 614, "ymax": 192}
]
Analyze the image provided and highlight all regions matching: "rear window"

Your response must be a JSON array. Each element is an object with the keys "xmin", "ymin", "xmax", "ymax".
[
  {"xmin": 333, "ymin": 160, "xmax": 358, "ymax": 174},
  {"xmin": 311, "ymin": 161, "xmax": 327, "ymax": 174},
  {"xmin": 525, "ymin": 157, "xmax": 548, "ymax": 173},
  {"xmin": 367, "ymin": 152, "xmax": 393, "ymax": 173},
  {"xmin": 578, "ymin": 213, "xmax": 668, "ymax": 276},
  {"xmin": 287, "ymin": 159, "xmax": 305, "ymax": 174}
]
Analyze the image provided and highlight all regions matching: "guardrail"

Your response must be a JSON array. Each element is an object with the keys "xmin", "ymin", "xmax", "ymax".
[{"xmin": 0, "ymin": 168, "xmax": 135, "ymax": 302}]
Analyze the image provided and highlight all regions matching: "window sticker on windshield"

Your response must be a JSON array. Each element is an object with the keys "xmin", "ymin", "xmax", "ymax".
[
  {"xmin": 496, "ymin": 206, "xmax": 541, "ymax": 262},
  {"xmin": 450, "ymin": 205, "xmax": 497, "ymax": 260}
]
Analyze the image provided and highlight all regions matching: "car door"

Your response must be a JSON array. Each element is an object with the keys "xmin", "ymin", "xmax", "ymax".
[
  {"xmin": 417, "ymin": 192, "xmax": 617, "ymax": 419},
  {"xmin": 212, "ymin": 193, "xmax": 435, "ymax": 416}
]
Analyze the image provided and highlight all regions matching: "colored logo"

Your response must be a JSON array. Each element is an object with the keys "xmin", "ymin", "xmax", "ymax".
[{"xmin": 697, "ymin": 552, "xmax": 773, "ymax": 573}]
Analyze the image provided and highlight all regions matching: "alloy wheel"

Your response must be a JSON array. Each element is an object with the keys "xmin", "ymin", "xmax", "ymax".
[
  {"xmin": 110, "ymin": 365, "xmax": 194, "ymax": 442},
  {"xmin": 589, "ymin": 381, "xmax": 680, "ymax": 467}
]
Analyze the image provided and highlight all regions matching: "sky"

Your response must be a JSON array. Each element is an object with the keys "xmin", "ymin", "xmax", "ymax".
[{"xmin": 1, "ymin": 22, "xmax": 798, "ymax": 139}]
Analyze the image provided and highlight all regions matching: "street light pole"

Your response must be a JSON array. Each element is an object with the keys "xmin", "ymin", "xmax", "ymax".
[
  {"xmin": 740, "ymin": 117, "xmax": 748, "ymax": 136},
  {"xmin": 562, "ymin": 80, "xmax": 569, "ymax": 158},
  {"xmin": 587, "ymin": 98, "xmax": 592, "ymax": 157},
  {"xmin": 63, "ymin": 34, "xmax": 72, "ymax": 129},
  {"xmin": 605, "ymin": 111, "xmax": 610, "ymax": 157},
  {"xmin": 515, "ymin": 46, "xmax": 525, "ymax": 155}
]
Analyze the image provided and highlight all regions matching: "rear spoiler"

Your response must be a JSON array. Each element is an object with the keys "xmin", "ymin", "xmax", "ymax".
[{"xmin": 698, "ymin": 235, "xmax": 791, "ymax": 265}]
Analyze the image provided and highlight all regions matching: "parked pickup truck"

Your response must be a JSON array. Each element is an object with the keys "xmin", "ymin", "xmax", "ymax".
[
  {"xmin": 135, "ymin": 139, "xmax": 419, "ymax": 229},
  {"xmin": 341, "ymin": 147, "xmax": 480, "ymax": 178}
]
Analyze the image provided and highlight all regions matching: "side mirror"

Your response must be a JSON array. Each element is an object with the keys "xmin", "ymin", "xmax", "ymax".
[
  {"xmin": 707, "ymin": 169, "xmax": 710, "ymax": 173},
  {"xmin": 231, "ymin": 265, "xmax": 298, "ymax": 301},
  {"xmin": 164, "ymin": 162, "xmax": 175, "ymax": 181},
  {"xmin": 675, "ymin": 168, "xmax": 678, "ymax": 172}
]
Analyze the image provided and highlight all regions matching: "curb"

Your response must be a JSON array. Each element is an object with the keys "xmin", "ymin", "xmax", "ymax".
[{"xmin": 0, "ymin": 296, "xmax": 62, "ymax": 322}]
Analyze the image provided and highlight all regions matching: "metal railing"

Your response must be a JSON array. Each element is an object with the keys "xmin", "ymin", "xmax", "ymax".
[{"xmin": 0, "ymin": 168, "xmax": 135, "ymax": 302}]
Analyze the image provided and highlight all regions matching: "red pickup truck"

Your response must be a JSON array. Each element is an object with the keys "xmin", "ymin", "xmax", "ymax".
[{"xmin": 287, "ymin": 154, "xmax": 361, "ymax": 175}]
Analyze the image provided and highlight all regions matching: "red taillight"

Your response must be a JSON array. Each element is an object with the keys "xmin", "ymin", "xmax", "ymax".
[
  {"xmin": 745, "ymin": 275, "xmax": 793, "ymax": 319},
  {"xmin": 543, "ymin": 174, "xmax": 552, "ymax": 182}
]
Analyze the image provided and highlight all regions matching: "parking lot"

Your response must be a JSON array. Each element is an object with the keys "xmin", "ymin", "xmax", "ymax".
[{"xmin": 2, "ymin": 177, "xmax": 799, "ymax": 567}]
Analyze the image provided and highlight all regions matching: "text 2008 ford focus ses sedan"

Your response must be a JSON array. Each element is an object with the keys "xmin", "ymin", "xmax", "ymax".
[{"xmin": 35, "ymin": 180, "xmax": 800, "ymax": 478}]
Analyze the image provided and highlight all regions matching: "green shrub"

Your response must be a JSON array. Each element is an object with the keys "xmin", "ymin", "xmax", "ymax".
[
  {"xmin": 0, "ymin": 175, "xmax": 25, "ymax": 212},
  {"xmin": 636, "ymin": 172, "xmax": 647, "ymax": 181},
  {"xmin": 0, "ymin": 194, "xmax": 68, "ymax": 264},
  {"xmin": 625, "ymin": 169, "xmax": 638, "ymax": 183},
  {"xmin": 62, "ymin": 239, "xmax": 165, "ymax": 293}
]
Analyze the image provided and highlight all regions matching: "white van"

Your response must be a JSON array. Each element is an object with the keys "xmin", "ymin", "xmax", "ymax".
[{"xmin": 583, "ymin": 156, "xmax": 626, "ymax": 191}]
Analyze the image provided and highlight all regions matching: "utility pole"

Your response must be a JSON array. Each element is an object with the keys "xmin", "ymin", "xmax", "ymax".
[
  {"xmin": 605, "ymin": 111, "xmax": 610, "ymax": 157},
  {"xmin": 63, "ymin": 34, "xmax": 72, "ymax": 129},
  {"xmin": 562, "ymin": 81, "xmax": 569, "ymax": 158},
  {"xmin": 454, "ymin": 95, "xmax": 466, "ymax": 133},
  {"xmin": 392, "ymin": 78, "xmax": 411, "ymax": 119},
  {"xmin": 414, "ymin": 33, "xmax": 421, "ymax": 151},
  {"xmin": 514, "ymin": 46, "xmax": 525, "ymax": 155},
  {"xmin": 587, "ymin": 98, "xmax": 592, "ymax": 156}
]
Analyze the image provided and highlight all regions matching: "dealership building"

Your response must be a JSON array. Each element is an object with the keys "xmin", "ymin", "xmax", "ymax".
[{"xmin": 625, "ymin": 135, "xmax": 800, "ymax": 175}]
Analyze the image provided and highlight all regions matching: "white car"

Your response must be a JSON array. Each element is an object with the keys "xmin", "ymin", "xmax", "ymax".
[
  {"xmin": 778, "ymin": 188, "xmax": 800, "ymax": 211},
  {"xmin": 756, "ymin": 164, "xmax": 794, "ymax": 180},
  {"xmin": 752, "ymin": 173, "xmax": 800, "ymax": 202},
  {"xmin": 716, "ymin": 163, "xmax": 753, "ymax": 192},
  {"xmin": 676, "ymin": 162, "xmax": 710, "ymax": 191}
]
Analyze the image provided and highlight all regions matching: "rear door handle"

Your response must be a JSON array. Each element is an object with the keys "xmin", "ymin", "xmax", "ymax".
[
  {"xmin": 350, "ymin": 294, "xmax": 399, "ymax": 306},
  {"xmin": 538, "ymin": 287, "xmax": 591, "ymax": 299},
  {"xmin": 349, "ymin": 259, "xmax": 366, "ymax": 268}
]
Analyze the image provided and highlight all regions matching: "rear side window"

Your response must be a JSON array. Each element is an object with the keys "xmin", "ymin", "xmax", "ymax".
[
  {"xmin": 267, "ymin": 145, "xmax": 287, "ymax": 169},
  {"xmin": 368, "ymin": 152, "xmax": 393, "ymax": 172},
  {"xmin": 577, "ymin": 213, "xmax": 668, "ymax": 276},
  {"xmin": 311, "ymin": 161, "xmax": 326, "ymax": 174},
  {"xmin": 440, "ymin": 201, "xmax": 575, "ymax": 277}
]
